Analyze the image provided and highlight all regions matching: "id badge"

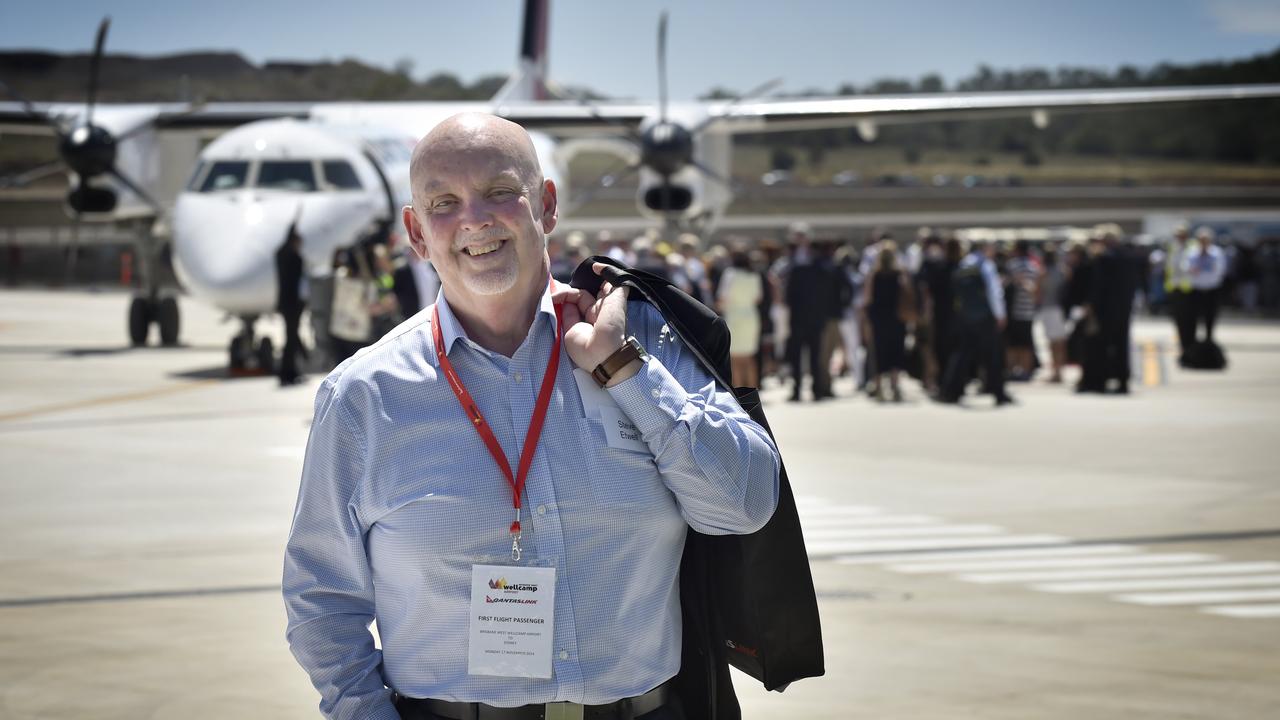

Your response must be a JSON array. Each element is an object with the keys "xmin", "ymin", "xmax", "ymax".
[
  {"xmin": 468, "ymin": 557, "xmax": 556, "ymax": 678},
  {"xmin": 573, "ymin": 368, "xmax": 648, "ymax": 453}
]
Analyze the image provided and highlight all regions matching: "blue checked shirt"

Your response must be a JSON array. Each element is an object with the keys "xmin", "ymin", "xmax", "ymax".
[{"xmin": 283, "ymin": 283, "xmax": 781, "ymax": 720}]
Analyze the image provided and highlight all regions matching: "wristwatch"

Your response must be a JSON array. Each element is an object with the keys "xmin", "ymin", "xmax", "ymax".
[{"xmin": 591, "ymin": 336, "xmax": 648, "ymax": 386}]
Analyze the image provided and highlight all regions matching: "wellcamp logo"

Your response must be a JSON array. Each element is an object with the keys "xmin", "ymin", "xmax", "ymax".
[{"xmin": 489, "ymin": 577, "xmax": 538, "ymax": 592}]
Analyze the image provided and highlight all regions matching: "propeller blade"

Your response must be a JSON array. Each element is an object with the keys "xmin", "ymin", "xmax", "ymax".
[
  {"xmin": 0, "ymin": 160, "xmax": 66, "ymax": 189},
  {"xmin": 657, "ymin": 11, "xmax": 669, "ymax": 123},
  {"xmin": 558, "ymin": 87, "xmax": 642, "ymax": 141},
  {"xmin": 565, "ymin": 162, "xmax": 641, "ymax": 216},
  {"xmin": 108, "ymin": 167, "xmax": 163, "ymax": 213},
  {"xmin": 692, "ymin": 77, "xmax": 784, "ymax": 134},
  {"xmin": 0, "ymin": 79, "xmax": 66, "ymax": 136},
  {"xmin": 86, "ymin": 17, "xmax": 111, "ymax": 126}
]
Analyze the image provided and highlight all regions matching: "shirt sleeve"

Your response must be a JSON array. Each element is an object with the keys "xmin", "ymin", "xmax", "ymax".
[
  {"xmin": 283, "ymin": 377, "xmax": 400, "ymax": 720},
  {"xmin": 606, "ymin": 302, "xmax": 780, "ymax": 535}
]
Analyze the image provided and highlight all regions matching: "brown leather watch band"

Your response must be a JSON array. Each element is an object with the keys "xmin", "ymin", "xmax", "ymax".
[{"xmin": 591, "ymin": 336, "xmax": 645, "ymax": 386}]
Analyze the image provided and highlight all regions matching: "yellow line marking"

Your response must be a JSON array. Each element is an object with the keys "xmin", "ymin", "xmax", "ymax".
[
  {"xmin": 1143, "ymin": 341, "xmax": 1161, "ymax": 387},
  {"xmin": 0, "ymin": 379, "xmax": 220, "ymax": 423}
]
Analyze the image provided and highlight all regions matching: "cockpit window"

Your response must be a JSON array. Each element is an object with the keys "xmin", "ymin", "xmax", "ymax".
[
  {"xmin": 256, "ymin": 161, "xmax": 317, "ymax": 192},
  {"xmin": 322, "ymin": 161, "xmax": 363, "ymax": 190},
  {"xmin": 198, "ymin": 161, "xmax": 249, "ymax": 192}
]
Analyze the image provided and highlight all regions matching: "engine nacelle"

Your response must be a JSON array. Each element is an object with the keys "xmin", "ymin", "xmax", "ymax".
[{"xmin": 637, "ymin": 167, "xmax": 704, "ymax": 221}]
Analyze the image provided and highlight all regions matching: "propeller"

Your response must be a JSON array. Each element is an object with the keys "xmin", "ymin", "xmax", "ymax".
[
  {"xmin": 569, "ymin": 11, "xmax": 776, "ymax": 216},
  {"xmin": 0, "ymin": 16, "xmax": 165, "ymax": 217}
]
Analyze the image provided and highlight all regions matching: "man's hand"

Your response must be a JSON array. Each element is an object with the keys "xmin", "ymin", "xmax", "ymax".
[{"xmin": 558, "ymin": 263, "xmax": 639, "ymax": 386}]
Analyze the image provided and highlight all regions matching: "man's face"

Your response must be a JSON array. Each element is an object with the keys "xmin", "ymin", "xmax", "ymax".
[{"xmin": 404, "ymin": 133, "xmax": 556, "ymax": 309}]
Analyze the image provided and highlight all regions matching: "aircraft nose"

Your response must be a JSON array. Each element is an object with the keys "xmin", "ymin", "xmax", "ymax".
[{"xmin": 172, "ymin": 193, "xmax": 294, "ymax": 315}]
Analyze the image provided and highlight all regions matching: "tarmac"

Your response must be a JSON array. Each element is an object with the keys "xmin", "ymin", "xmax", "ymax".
[{"xmin": 1, "ymin": 288, "xmax": 1278, "ymax": 719}]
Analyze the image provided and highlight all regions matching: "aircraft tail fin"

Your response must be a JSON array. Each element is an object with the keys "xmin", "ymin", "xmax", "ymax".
[{"xmin": 492, "ymin": 0, "xmax": 552, "ymax": 103}]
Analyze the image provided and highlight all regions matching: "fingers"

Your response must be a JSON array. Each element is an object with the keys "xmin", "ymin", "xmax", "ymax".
[
  {"xmin": 552, "ymin": 286, "xmax": 582, "ymax": 306},
  {"xmin": 562, "ymin": 299, "xmax": 582, "ymax": 328}
]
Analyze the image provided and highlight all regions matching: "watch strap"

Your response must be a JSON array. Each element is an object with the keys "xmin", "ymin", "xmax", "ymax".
[{"xmin": 591, "ymin": 337, "xmax": 645, "ymax": 386}]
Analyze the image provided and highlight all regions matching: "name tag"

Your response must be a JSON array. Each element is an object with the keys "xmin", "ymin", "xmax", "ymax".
[
  {"xmin": 573, "ymin": 369, "xmax": 649, "ymax": 453},
  {"xmin": 468, "ymin": 563, "xmax": 557, "ymax": 678}
]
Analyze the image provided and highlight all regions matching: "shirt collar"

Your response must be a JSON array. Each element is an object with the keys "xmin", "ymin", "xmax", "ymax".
[{"xmin": 433, "ymin": 279, "xmax": 558, "ymax": 357}]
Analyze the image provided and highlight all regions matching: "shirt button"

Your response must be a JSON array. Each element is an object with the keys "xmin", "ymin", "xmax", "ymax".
[
  {"xmin": 558, "ymin": 650, "xmax": 569, "ymax": 660},
  {"xmin": 513, "ymin": 372, "xmax": 523, "ymax": 382},
  {"xmin": 537, "ymin": 504, "xmax": 547, "ymax": 515},
  {"xmin": 651, "ymin": 389, "xmax": 660, "ymax": 399}
]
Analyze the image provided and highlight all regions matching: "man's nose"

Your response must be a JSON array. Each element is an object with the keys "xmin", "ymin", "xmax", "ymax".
[{"xmin": 458, "ymin": 198, "xmax": 494, "ymax": 232}]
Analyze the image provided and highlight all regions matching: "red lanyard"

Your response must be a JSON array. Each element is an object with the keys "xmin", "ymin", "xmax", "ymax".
[{"xmin": 431, "ymin": 284, "xmax": 563, "ymax": 546}]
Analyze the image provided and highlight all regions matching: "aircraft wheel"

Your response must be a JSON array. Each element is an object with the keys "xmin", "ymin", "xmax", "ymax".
[
  {"xmin": 229, "ymin": 335, "xmax": 250, "ymax": 371},
  {"xmin": 158, "ymin": 297, "xmax": 180, "ymax": 346},
  {"xmin": 128, "ymin": 297, "xmax": 151, "ymax": 346},
  {"xmin": 257, "ymin": 337, "xmax": 275, "ymax": 374}
]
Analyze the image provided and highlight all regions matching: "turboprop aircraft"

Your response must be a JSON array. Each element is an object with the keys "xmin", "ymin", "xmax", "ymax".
[{"xmin": 3, "ymin": 0, "xmax": 1279, "ymax": 370}]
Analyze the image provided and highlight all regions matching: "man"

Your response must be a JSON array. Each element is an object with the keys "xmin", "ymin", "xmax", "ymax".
[
  {"xmin": 937, "ymin": 242, "xmax": 1014, "ymax": 406},
  {"xmin": 1004, "ymin": 239, "xmax": 1040, "ymax": 381},
  {"xmin": 283, "ymin": 113, "xmax": 780, "ymax": 720},
  {"xmin": 275, "ymin": 224, "xmax": 306, "ymax": 386},
  {"xmin": 1164, "ymin": 223, "xmax": 1195, "ymax": 365},
  {"xmin": 778, "ymin": 224, "xmax": 831, "ymax": 401},
  {"xmin": 811, "ymin": 241, "xmax": 847, "ymax": 400},
  {"xmin": 1077, "ymin": 227, "xmax": 1139, "ymax": 394},
  {"xmin": 1185, "ymin": 226, "xmax": 1227, "ymax": 345}
]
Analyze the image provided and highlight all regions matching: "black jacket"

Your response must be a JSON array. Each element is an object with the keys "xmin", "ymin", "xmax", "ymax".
[{"xmin": 573, "ymin": 257, "xmax": 824, "ymax": 720}]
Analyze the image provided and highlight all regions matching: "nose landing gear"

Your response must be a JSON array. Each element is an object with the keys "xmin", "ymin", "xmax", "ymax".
[{"xmin": 228, "ymin": 315, "xmax": 275, "ymax": 376}]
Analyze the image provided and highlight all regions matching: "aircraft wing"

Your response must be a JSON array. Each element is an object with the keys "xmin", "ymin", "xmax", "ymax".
[
  {"xmin": 6, "ymin": 83, "xmax": 1277, "ymax": 138},
  {"xmin": 0, "ymin": 101, "xmax": 315, "ymax": 136},
  {"xmin": 492, "ymin": 83, "xmax": 1280, "ymax": 136},
  {"xmin": 702, "ymin": 83, "xmax": 1280, "ymax": 133}
]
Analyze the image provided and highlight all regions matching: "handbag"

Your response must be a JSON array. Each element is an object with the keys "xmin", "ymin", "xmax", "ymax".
[{"xmin": 571, "ymin": 257, "xmax": 825, "ymax": 713}]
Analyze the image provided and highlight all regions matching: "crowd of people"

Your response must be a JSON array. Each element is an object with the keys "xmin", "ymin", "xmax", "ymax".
[{"xmin": 277, "ymin": 219, "xmax": 1262, "ymax": 398}]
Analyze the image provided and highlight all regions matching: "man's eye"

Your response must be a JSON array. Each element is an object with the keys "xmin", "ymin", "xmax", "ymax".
[
  {"xmin": 490, "ymin": 188, "xmax": 516, "ymax": 199},
  {"xmin": 431, "ymin": 199, "xmax": 456, "ymax": 211}
]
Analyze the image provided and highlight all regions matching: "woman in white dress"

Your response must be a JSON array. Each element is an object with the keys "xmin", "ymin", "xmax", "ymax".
[{"xmin": 717, "ymin": 246, "xmax": 763, "ymax": 388}]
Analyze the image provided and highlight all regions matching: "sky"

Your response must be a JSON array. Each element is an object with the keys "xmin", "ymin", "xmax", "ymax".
[{"xmin": 2, "ymin": 0, "xmax": 1279, "ymax": 100}]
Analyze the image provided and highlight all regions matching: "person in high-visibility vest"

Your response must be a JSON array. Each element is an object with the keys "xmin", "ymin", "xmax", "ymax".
[{"xmin": 1164, "ymin": 223, "xmax": 1195, "ymax": 365}]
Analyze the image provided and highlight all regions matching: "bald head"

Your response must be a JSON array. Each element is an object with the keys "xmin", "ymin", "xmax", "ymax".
[{"xmin": 410, "ymin": 113, "xmax": 544, "ymax": 204}]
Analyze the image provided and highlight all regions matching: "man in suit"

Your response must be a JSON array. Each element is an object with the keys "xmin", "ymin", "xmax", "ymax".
[{"xmin": 275, "ymin": 224, "xmax": 306, "ymax": 386}]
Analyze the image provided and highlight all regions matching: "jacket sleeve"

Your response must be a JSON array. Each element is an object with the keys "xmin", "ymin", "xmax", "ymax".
[
  {"xmin": 607, "ymin": 302, "xmax": 780, "ymax": 535},
  {"xmin": 283, "ymin": 378, "xmax": 399, "ymax": 720}
]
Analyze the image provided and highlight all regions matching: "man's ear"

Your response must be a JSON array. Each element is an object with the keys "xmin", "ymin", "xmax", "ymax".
[
  {"xmin": 402, "ymin": 205, "xmax": 429, "ymax": 261},
  {"xmin": 539, "ymin": 178, "xmax": 558, "ymax": 235}
]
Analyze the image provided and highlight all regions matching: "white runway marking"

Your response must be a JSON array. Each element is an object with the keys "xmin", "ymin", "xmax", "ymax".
[
  {"xmin": 801, "ymin": 514, "xmax": 943, "ymax": 528},
  {"xmin": 898, "ymin": 553, "xmax": 1218, "ymax": 576},
  {"xmin": 807, "ymin": 497, "xmax": 1280, "ymax": 619},
  {"xmin": 958, "ymin": 562, "xmax": 1280, "ymax": 584},
  {"xmin": 833, "ymin": 544, "xmax": 1139, "ymax": 566},
  {"xmin": 804, "ymin": 524, "xmax": 1005, "ymax": 540},
  {"xmin": 1034, "ymin": 574, "xmax": 1280, "ymax": 594},
  {"xmin": 806, "ymin": 534, "xmax": 1067, "ymax": 556},
  {"xmin": 1201, "ymin": 604, "xmax": 1280, "ymax": 619},
  {"xmin": 1116, "ymin": 588, "xmax": 1280, "ymax": 606},
  {"xmin": 795, "ymin": 505, "xmax": 884, "ymax": 517}
]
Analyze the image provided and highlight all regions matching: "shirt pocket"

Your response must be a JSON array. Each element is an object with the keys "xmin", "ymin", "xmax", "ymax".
[{"xmin": 575, "ymin": 417, "xmax": 672, "ymax": 507}]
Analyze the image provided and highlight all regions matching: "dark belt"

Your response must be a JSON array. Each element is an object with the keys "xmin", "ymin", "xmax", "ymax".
[{"xmin": 395, "ymin": 681, "xmax": 668, "ymax": 720}]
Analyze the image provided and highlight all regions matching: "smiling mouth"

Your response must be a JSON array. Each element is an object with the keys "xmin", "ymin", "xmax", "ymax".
[{"xmin": 463, "ymin": 239, "xmax": 507, "ymax": 257}]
